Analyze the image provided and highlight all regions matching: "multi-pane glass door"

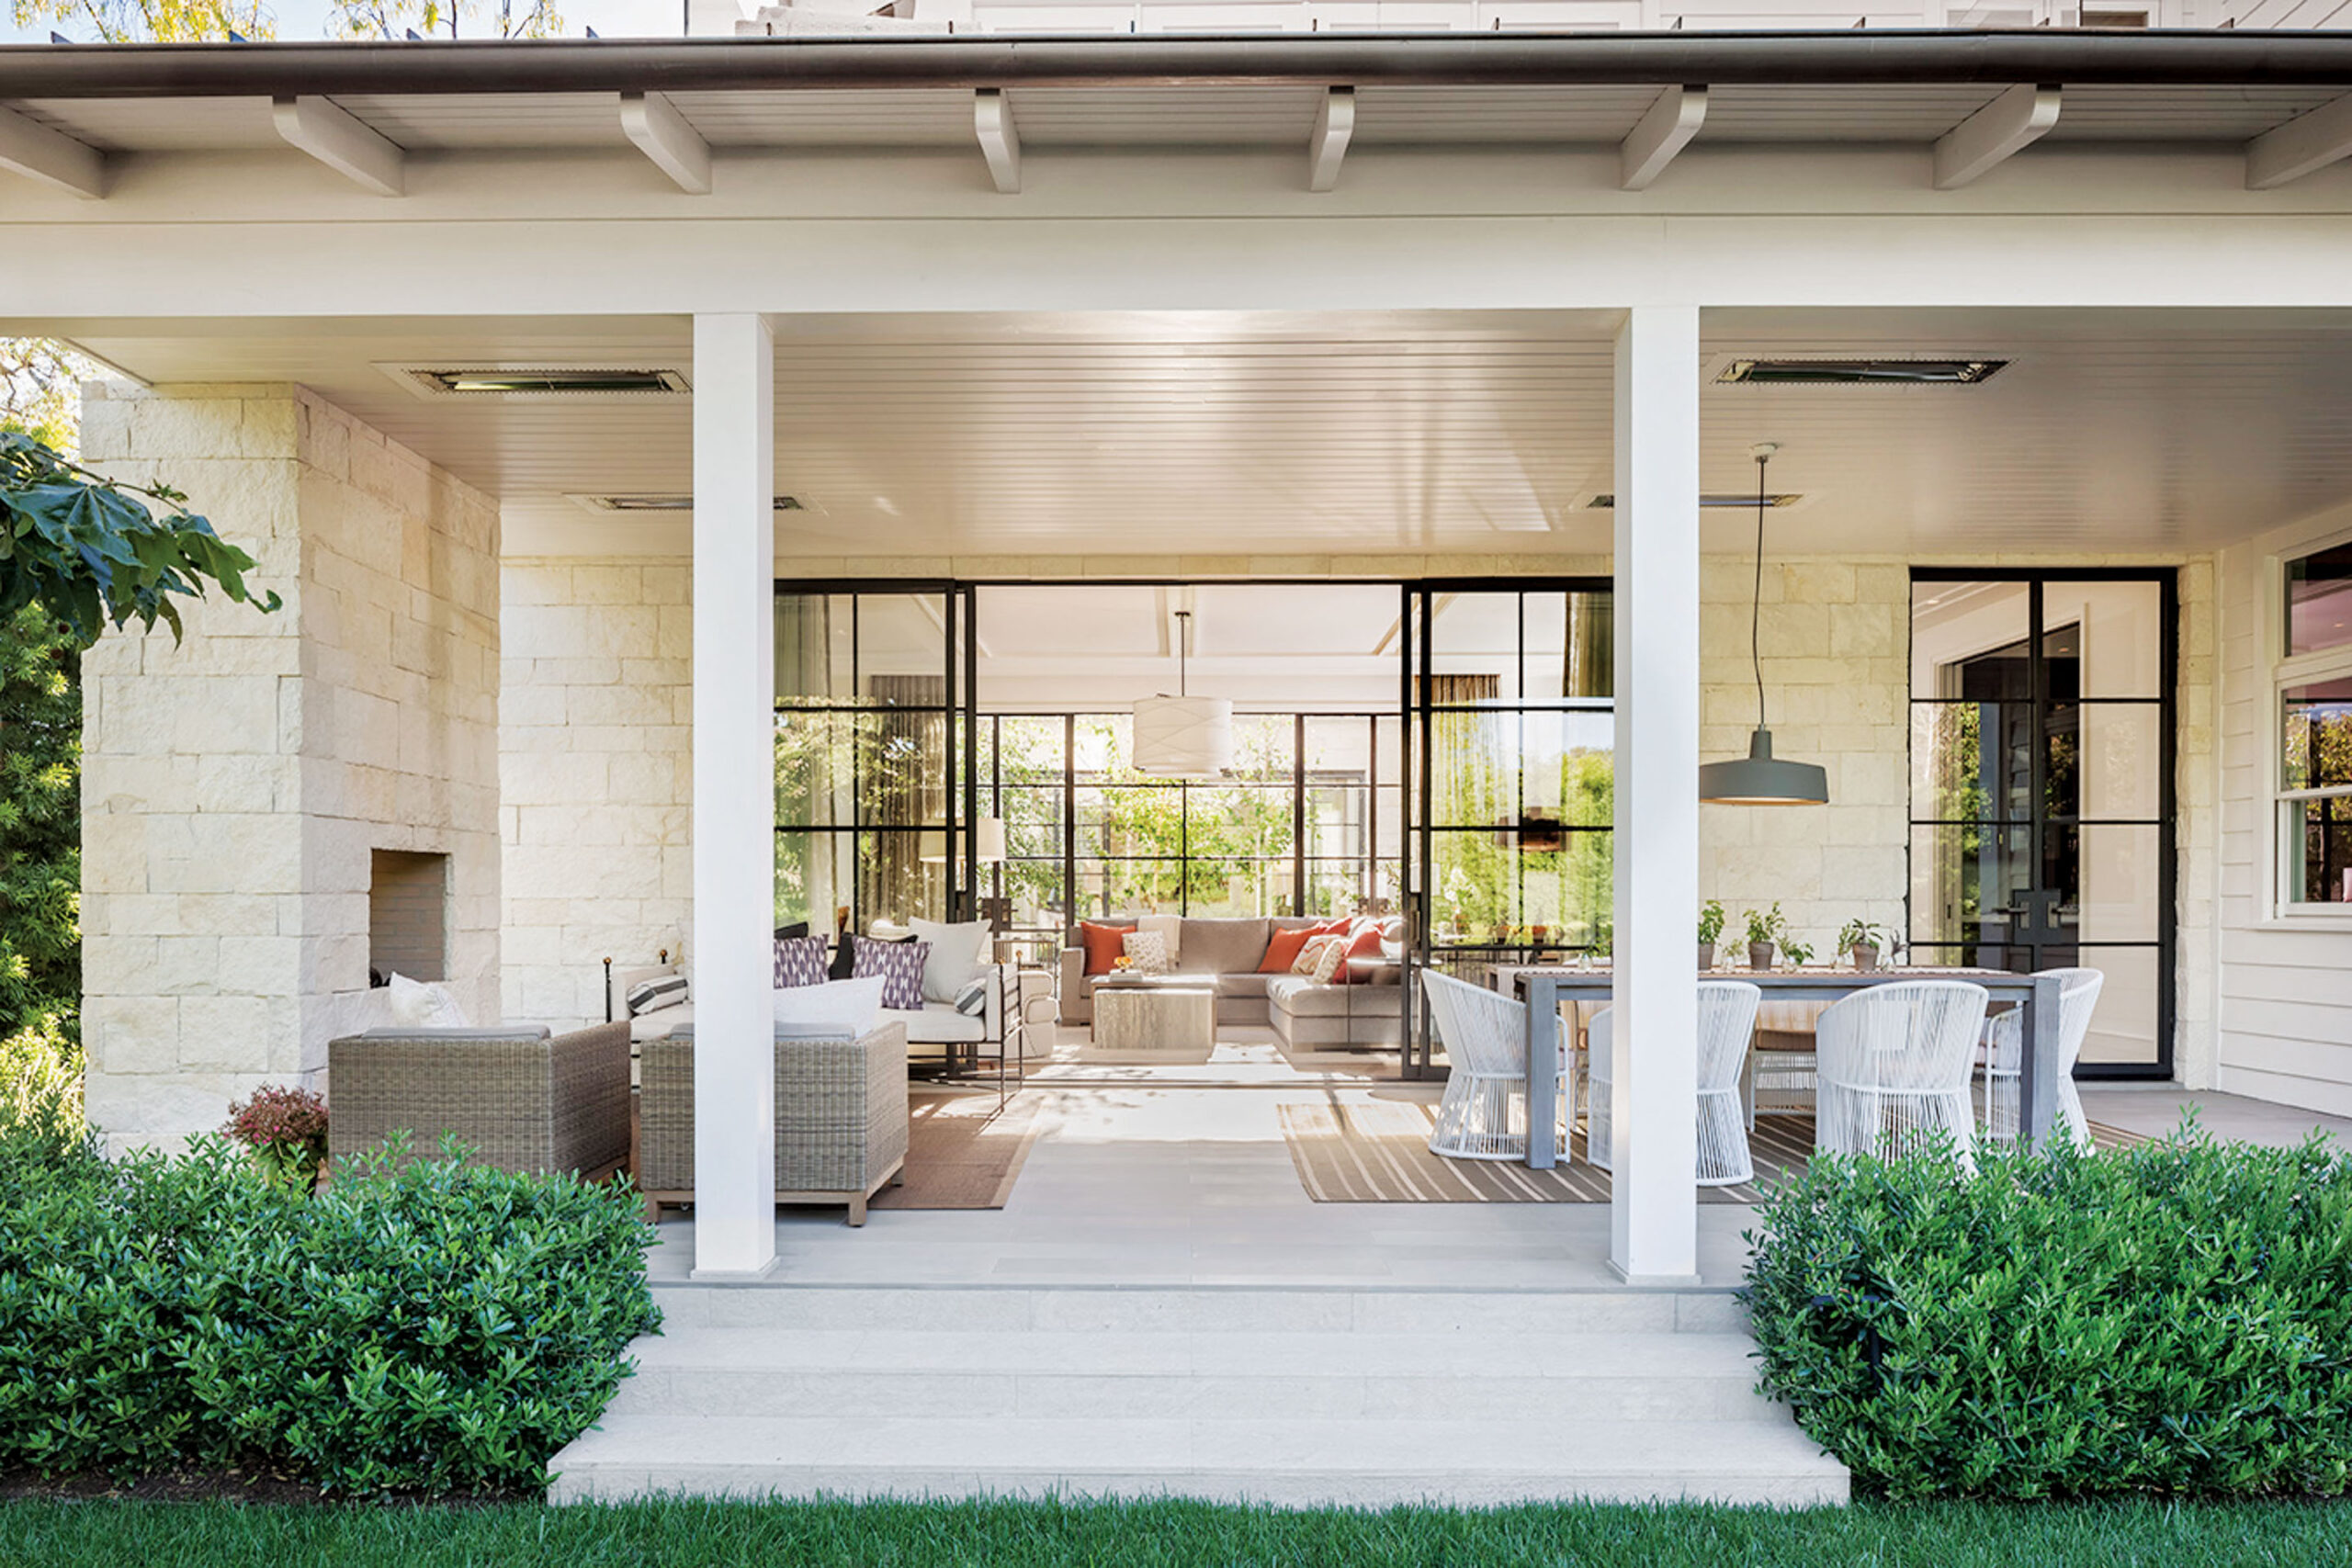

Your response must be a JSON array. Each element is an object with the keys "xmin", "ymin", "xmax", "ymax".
[
  {"xmin": 1403, "ymin": 581, "xmax": 1616, "ymax": 1078},
  {"xmin": 773, "ymin": 585, "xmax": 975, "ymax": 942},
  {"xmin": 1907, "ymin": 572, "xmax": 2175, "ymax": 1077}
]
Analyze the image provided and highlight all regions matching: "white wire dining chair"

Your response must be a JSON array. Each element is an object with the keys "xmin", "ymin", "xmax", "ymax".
[
  {"xmin": 1423, "ymin": 970, "xmax": 1565, "ymax": 1162},
  {"xmin": 1586, "ymin": 982, "xmax": 1762, "ymax": 1184},
  {"xmin": 1815, "ymin": 980, "xmax": 1988, "ymax": 1172},
  {"xmin": 1980, "ymin": 967, "xmax": 2105, "ymax": 1150}
]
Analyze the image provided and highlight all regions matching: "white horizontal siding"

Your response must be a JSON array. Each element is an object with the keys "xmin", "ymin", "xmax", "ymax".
[{"xmin": 2211, "ymin": 518, "xmax": 2352, "ymax": 1119}]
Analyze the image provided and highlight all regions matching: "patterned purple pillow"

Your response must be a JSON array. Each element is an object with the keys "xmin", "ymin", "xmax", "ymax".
[
  {"xmin": 851, "ymin": 937, "xmax": 931, "ymax": 1012},
  {"xmin": 773, "ymin": 935, "xmax": 829, "ymax": 989}
]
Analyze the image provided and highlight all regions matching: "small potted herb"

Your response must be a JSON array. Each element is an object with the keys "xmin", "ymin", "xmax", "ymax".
[
  {"xmin": 1743, "ymin": 904, "xmax": 1788, "ymax": 971},
  {"xmin": 1698, "ymin": 899, "xmax": 1726, "ymax": 970},
  {"xmin": 223, "ymin": 1084, "xmax": 330, "ymax": 1193},
  {"xmin": 1838, "ymin": 919, "xmax": 1894, "ymax": 971},
  {"xmin": 1781, "ymin": 937, "xmax": 1815, "ymax": 969}
]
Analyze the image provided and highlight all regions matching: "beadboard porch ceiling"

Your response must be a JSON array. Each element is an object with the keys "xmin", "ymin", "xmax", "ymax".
[{"xmin": 38, "ymin": 303, "xmax": 2352, "ymax": 559}]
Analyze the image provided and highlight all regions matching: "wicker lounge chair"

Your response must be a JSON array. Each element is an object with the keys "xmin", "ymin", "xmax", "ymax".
[
  {"xmin": 326, "ymin": 1021, "xmax": 631, "ymax": 1178},
  {"xmin": 636, "ymin": 1022, "xmax": 909, "ymax": 1226}
]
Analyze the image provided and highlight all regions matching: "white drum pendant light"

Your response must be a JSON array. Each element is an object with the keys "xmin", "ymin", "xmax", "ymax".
[
  {"xmin": 1699, "ymin": 444, "xmax": 1829, "ymax": 807},
  {"xmin": 1134, "ymin": 608, "xmax": 1232, "ymax": 777}
]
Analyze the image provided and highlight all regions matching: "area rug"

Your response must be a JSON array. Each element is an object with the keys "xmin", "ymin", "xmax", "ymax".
[
  {"xmin": 868, "ymin": 1089, "xmax": 1046, "ymax": 1211},
  {"xmin": 1275, "ymin": 1099, "xmax": 2150, "ymax": 1204}
]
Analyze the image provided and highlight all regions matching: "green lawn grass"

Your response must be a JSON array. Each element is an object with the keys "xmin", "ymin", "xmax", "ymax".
[{"xmin": 2, "ymin": 1495, "xmax": 2348, "ymax": 1568}]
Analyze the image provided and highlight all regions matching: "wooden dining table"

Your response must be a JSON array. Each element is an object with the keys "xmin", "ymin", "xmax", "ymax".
[{"xmin": 1492, "ymin": 965, "xmax": 2066, "ymax": 1171}]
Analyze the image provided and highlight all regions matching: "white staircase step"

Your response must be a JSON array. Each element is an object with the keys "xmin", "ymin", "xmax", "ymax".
[
  {"xmin": 549, "ymin": 1414, "xmax": 1848, "ymax": 1507},
  {"xmin": 650, "ymin": 1284, "xmax": 1748, "ymax": 1336},
  {"xmin": 553, "ymin": 1284, "xmax": 1845, "ymax": 1509},
  {"xmin": 605, "ymin": 1328, "xmax": 1781, "ymax": 1424}
]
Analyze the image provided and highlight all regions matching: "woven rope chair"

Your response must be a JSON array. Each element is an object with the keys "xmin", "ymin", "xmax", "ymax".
[
  {"xmin": 1424, "ymin": 970, "xmax": 1564, "ymax": 1161},
  {"xmin": 1981, "ymin": 967, "xmax": 2104, "ymax": 1149},
  {"xmin": 1696, "ymin": 981, "xmax": 1762, "ymax": 1185},
  {"xmin": 1815, "ymin": 980, "xmax": 1987, "ymax": 1172},
  {"xmin": 1584, "ymin": 982, "xmax": 1760, "ymax": 1183}
]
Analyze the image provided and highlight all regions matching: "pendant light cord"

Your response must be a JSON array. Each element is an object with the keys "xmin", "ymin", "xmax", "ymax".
[{"xmin": 1749, "ymin": 450, "xmax": 1770, "ymax": 734}]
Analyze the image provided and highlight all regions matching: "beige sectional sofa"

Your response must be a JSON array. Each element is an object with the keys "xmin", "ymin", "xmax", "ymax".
[{"xmin": 1059, "ymin": 915, "xmax": 1405, "ymax": 1050}]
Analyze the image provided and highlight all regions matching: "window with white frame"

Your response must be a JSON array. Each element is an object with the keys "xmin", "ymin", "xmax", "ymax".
[{"xmin": 2278, "ymin": 540, "xmax": 2352, "ymax": 908}]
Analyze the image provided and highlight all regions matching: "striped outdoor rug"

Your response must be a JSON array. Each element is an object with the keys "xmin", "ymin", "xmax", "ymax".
[{"xmin": 1275, "ymin": 1098, "xmax": 2151, "ymax": 1204}]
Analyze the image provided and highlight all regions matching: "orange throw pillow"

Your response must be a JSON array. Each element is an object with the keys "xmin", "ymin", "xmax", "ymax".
[
  {"xmin": 1079, "ymin": 921, "xmax": 1130, "ymax": 976},
  {"xmin": 1338, "ymin": 919, "xmax": 1386, "ymax": 984},
  {"xmin": 1262, "ymin": 919, "xmax": 1351, "ymax": 975}
]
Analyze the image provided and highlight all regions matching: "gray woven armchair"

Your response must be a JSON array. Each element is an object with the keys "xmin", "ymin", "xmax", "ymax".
[
  {"xmin": 326, "ymin": 1021, "xmax": 631, "ymax": 1178},
  {"xmin": 637, "ymin": 1022, "xmax": 909, "ymax": 1226}
]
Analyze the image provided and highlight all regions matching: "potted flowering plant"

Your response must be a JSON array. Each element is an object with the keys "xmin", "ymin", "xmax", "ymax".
[{"xmin": 223, "ymin": 1084, "xmax": 330, "ymax": 1192}]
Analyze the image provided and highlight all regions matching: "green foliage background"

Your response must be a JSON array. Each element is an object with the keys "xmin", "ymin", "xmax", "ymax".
[{"xmin": 0, "ymin": 380, "xmax": 85, "ymax": 1153}]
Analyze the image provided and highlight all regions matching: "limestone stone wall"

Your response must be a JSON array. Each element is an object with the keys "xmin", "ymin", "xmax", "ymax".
[
  {"xmin": 79, "ymin": 384, "xmax": 500, "ymax": 1150},
  {"xmin": 498, "ymin": 560, "xmax": 693, "ymax": 1025}
]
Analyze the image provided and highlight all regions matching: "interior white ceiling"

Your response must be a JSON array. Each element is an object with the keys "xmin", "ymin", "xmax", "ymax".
[{"xmin": 42, "ymin": 304, "xmax": 2352, "ymax": 562}]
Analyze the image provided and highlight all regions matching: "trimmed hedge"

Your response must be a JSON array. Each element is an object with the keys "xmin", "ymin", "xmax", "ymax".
[
  {"xmin": 1746, "ymin": 1126, "xmax": 2352, "ymax": 1500},
  {"xmin": 0, "ymin": 1135, "xmax": 659, "ymax": 1496}
]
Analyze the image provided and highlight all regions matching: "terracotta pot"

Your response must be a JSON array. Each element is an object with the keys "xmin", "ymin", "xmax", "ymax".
[
  {"xmin": 1747, "ymin": 941, "xmax": 1776, "ymax": 971},
  {"xmin": 1698, "ymin": 941, "xmax": 1717, "ymax": 971},
  {"xmin": 1850, "ymin": 943, "xmax": 1880, "ymax": 972}
]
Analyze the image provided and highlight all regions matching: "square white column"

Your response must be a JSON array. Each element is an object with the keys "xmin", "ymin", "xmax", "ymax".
[
  {"xmin": 1610, "ymin": 306, "xmax": 1702, "ymax": 1285},
  {"xmin": 690, "ymin": 312, "xmax": 778, "ymax": 1280}
]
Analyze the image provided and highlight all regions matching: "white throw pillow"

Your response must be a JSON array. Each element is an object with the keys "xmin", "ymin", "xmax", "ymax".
[
  {"xmin": 1123, "ymin": 929, "xmax": 1171, "ymax": 976},
  {"xmin": 772, "ymin": 976, "xmax": 887, "ymax": 1037},
  {"xmin": 1136, "ymin": 912, "xmax": 1182, "ymax": 966},
  {"xmin": 909, "ymin": 918, "xmax": 990, "ymax": 1005},
  {"xmin": 385, "ymin": 974, "xmax": 471, "ymax": 1030},
  {"xmin": 1295, "ymin": 936, "xmax": 1348, "ymax": 985}
]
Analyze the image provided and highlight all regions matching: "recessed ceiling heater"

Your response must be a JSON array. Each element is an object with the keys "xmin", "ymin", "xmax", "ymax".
[{"xmin": 1714, "ymin": 357, "xmax": 2008, "ymax": 387}]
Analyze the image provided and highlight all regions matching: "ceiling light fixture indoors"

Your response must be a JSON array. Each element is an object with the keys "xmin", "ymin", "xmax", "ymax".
[
  {"xmin": 1132, "ymin": 608, "xmax": 1233, "ymax": 778},
  {"xmin": 1699, "ymin": 443, "xmax": 1830, "ymax": 807}
]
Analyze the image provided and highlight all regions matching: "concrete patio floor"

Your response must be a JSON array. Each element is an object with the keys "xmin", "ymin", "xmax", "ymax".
[{"xmin": 646, "ymin": 1037, "xmax": 2351, "ymax": 1295}]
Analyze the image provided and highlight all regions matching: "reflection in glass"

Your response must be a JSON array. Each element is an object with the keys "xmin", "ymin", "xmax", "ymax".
[
  {"xmin": 2283, "ymin": 679, "xmax": 2352, "ymax": 792},
  {"xmin": 2288, "ymin": 796, "xmax": 2352, "ymax": 905},
  {"xmin": 2287, "ymin": 542, "xmax": 2352, "ymax": 658}
]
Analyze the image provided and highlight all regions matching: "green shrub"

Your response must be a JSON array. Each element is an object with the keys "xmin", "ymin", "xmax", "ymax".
[
  {"xmin": 1746, "ymin": 1126, "xmax": 2352, "ymax": 1500},
  {"xmin": 0, "ymin": 1135, "xmax": 659, "ymax": 1496}
]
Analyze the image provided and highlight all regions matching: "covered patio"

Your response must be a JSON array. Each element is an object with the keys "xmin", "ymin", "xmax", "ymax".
[{"xmin": 19, "ymin": 32, "xmax": 2349, "ymax": 1296}]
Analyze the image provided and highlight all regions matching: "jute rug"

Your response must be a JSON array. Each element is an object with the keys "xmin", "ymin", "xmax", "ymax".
[
  {"xmin": 1276, "ymin": 1098, "xmax": 2150, "ymax": 1204},
  {"xmin": 869, "ymin": 1089, "xmax": 1046, "ymax": 1211}
]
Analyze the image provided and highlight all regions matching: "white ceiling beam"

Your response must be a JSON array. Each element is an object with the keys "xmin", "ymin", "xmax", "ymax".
[
  {"xmin": 620, "ymin": 91, "xmax": 712, "ymax": 195},
  {"xmin": 1619, "ymin": 85, "xmax": 1706, "ymax": 192},
  {"xmin": 0, "ymin": 104, "xmax": 104, "ymax": 199},
  {"xmin": 975, "ymin": 87, "xmax": 1021, "ymax": 195},
  {"xmin": 272, "ymin": 96, "xmax": 403, "ymax": 197},
  {"xmin": 1308, "ymin": 86, "xmax": 1355, "ymax": 193},
  {"xmin": 2245, "ymin": 92, "xmax": 2352, "ymax": 191},
  {"xmin": 1932, "ymin": 83, "xmax": 2061, "ymax": 191}
]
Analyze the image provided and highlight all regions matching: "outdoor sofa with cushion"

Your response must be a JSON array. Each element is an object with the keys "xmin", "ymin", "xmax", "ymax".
[
  {"xmin": 1058, "ymin": 915, "xmax": 1406, "ymax": 1049},
  {"xmin": 325, "ymin": 1021, "xmax": 631, "ymax": 1178},
  {"xmin": 635, "ymin": 1021, "xmax": 910, "ymax": 1226},
  {"xmin": 615, "ymin": 954, "xmax": 1023, "ymax": 1077}
]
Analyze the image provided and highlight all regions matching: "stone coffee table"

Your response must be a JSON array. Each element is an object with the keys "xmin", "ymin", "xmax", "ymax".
[{"xmin": 1088, "ymin": 974, "xmax": 1216, "ymax": 1061}]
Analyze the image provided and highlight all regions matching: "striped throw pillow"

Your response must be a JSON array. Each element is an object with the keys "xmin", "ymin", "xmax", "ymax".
[{"xmin": 626, "ymin": 971, "xmax": 690, "ymax": 1017}]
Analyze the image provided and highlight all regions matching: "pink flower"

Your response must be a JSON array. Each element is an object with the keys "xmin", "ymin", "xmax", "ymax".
[{"xmin": 223, "ymin": 1084, "xmax": 329, "ymax": 1151}]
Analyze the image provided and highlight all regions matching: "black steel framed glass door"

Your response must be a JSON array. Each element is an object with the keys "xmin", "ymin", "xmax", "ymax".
[
  {"xmin": 1907, "ymin": 570, "xmax": 2176, "ymax": 1078},
  {"xmin": 1403, "ymin": 580, "xmax": 1615, "ymax": 1079}
]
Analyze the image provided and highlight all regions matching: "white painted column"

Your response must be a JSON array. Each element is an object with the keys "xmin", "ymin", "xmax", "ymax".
[
  {"xmin": 691, "ymin": 312, "xmax": 778, "ymax": 1280},
  {"xmin": 1609, "ymin": 306, "xmax": 1702, "ymax": 1285}
]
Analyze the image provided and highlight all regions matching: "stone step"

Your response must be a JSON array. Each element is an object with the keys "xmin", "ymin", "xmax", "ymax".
[
  {"xmin": 604, "ymin": 1328, "xmax": 1781, "ymax": 1424},
  {"xmin": 650, "ymin": 1283, "xmax": 1747, "ymax": 1337},
  {"xmin": 548, "ymin": 1413, "xmax": 1849, "ymax": 1507}
]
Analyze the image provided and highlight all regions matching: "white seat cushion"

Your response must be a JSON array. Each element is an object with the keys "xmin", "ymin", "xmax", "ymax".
[
  {"xmin": 886, "ymin": 1003, "xmax": 987, "ymax": 1044},
  {"xmin": 630, "ymin": 1001, "xmax": 693, "ymax": 1042}
]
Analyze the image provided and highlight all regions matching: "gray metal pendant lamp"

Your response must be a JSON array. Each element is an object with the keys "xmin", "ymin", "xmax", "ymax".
[{"xmin": 1698, "ymin": 443, "xmax": 1830, "ymax": 807}]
